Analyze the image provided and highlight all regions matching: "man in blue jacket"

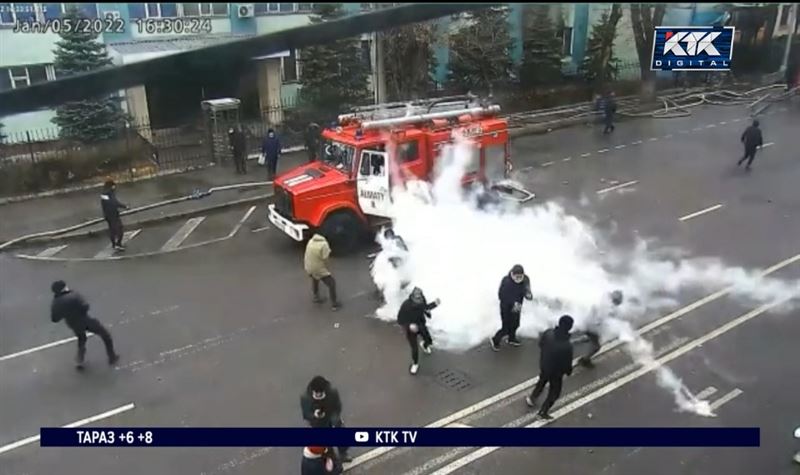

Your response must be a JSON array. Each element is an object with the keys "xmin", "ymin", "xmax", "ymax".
[{"xmin": 262, "ymin": 128, "xmax": 282, "ymax": 180}]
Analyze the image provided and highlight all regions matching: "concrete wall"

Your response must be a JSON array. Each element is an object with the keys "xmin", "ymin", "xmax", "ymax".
[{"xmin": 256, "ymin": 58, "xmax": 284, "ymax": 125}]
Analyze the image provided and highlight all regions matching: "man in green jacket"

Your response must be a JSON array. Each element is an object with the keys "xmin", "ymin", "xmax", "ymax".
[{"xmin": 304, "ymin": 233, "xmax": 342, "ymax": 311}]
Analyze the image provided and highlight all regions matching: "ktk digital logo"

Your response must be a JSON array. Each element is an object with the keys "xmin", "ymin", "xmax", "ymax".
[{"xmin": 651, "ymin": 26, "xmax": 735, "ymax": 71}]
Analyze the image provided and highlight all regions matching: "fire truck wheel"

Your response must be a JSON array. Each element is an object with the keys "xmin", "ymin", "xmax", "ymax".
[{"xmin": 319, "ymin": 211, "xmax": 364, "ymax": 256}]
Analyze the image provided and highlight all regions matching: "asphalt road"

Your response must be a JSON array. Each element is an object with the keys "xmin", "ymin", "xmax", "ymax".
[{"xmin": 1, "ymin": 99, "xmax": 799, "ymax": 475}]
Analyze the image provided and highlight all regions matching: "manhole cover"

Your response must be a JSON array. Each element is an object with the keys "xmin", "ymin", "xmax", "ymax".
[{"xmin": 435, "ymin": 369, "xmax": 474, "ymax": 392}]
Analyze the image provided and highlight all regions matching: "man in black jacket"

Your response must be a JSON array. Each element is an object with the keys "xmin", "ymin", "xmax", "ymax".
[
  {"xmin": 526, "ymin": 315, "xmax": 574, "ymax": 419},
  {"xmin": 300, "ymin": 376, "xmax": 350, "ymax": 463},
  {"xmin": 50, "ymin": 280, "xmax": 119, "ymax": 370},
  {"xmin": 737, "ymin": 119, "xmax": 764, "ymax": 171},
  {"xmin": 397, "ymin": 287, "xmax": 440, "ymax": 375},
  {"xmin": 101, "ymin": 180, "xmax": 129, "ymax": 252},
  {"xmin": 228, "ymin": 126, "xmax": 247, "ymax": 174},
  {"xmin": 490, "ymin": 264, "xmax": 533, "ymax": 351},
  {"xmin": 262, "ymin": 128, "xmax": 282, "ymax": 180}
]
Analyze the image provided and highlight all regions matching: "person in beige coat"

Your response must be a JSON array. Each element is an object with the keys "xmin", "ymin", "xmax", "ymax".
[{"xmin": 304, "ymin": 233, "xmax": 341, "ymax": 311}]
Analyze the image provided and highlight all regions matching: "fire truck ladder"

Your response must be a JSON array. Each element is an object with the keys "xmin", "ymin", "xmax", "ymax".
[{"xmin": 339, "ymin": 95, "xmax": 499, "ymax": 129}]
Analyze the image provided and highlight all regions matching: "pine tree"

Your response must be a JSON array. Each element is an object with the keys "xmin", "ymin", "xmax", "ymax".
[
  {"xmin": 51, "ymin": 6, "xmax": 128, "ymax": 143},
  {"xmin": 520, "ymin": 5, "xmax": 563, "ymax": 87},
  {"xmin": 447, "ymin": 7, "xmax": 514, "ymax": 94},
  {"xmin": 579, "ymin": 5, "xmax": 623, "ymax": 87},
  {"xmin": 382, "ymin": 21, "xmax": 439, "ymax": 101},
  {"xmin": 298, "ymin": 3, "xmax": 371, "ymax": 119}
]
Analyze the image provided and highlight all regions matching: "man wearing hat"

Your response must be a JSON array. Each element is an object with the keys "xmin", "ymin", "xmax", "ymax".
[
  {"xmin": 526, "ymin": 315, "xmax": 575, "ymax": 420},
  {"xmin": 490, "ymin": 264, "xmax": 533, "ymax": 351},
  {"xmin": 50, "ymin": 280, "xmax": 119, "ymax": 370}
]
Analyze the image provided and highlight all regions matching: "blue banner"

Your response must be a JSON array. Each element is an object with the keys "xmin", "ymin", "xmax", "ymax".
[
  {"xmin": 651, "ymin": 26, "xmax": 735, "ymax": 71},
  {"xmin": 40, "ymin": 427, "xmax": 760, "ymax": 448}
]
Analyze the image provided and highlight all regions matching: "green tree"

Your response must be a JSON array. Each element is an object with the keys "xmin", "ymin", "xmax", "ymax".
[
  {"xmin": 51, "ymin": 6, "xmax": 128, "ymax": 143},
  {"xmin": 382, "ymin": 21, "xmax": 439, "ymax": 101},
  {"xmin": 447, "ymin": 7, "xmax": 513, "ymax": 94},
  {"xmin": 298, "ymin": 3, "xmax": 371, "ymax": 119},
  {"xmin": 580, "ymin": 4, "xmax": 623, "ymax": 88},
  {"xmin": 520, "ymin": 5, "xmax": 564, "ymax": 87}
]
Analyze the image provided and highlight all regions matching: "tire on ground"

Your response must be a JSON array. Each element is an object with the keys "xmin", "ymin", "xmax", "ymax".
[{"xmin": 319, "ymin": 210, "xmax": 364, "ymax": 256}]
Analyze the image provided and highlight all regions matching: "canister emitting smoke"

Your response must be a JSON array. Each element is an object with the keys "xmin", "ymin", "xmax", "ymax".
[{"xmin": 369, "ymin": 135, "xmax": 798, "ymax": 416}]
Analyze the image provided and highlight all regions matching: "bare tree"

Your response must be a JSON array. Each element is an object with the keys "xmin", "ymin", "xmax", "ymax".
[
  {"xmin": 580, "ymin": 4, "xmax": 623, "ymax": 89},
  {"xmin": 630, "ymin": 3, "xmax": 667, "ymax": 100},
  {"xmin": 382, "ymin": 22, "xmax": 439, "ymax": 101}
]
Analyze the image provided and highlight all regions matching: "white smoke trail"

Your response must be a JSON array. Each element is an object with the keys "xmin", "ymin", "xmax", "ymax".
[{"xmin": 369, "ymin": 135, "xmax": 799, "ymax": 416}]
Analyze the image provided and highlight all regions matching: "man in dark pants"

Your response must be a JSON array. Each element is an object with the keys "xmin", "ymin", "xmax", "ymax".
[
  {"xmin": 261, "ymin": 128, "xmax": 281, "ymax": 180},
  {"xmin": 603, "ymin": 91, "xmax": 617, "ymax": 134},
  {"xmin": 578, "ymin": 290, "xmax": 624, "ymax": 369},
  {"xmin": 304, "ymin": 232, "xmax": 342, "ymax": 311},
  {"xmin": 397, "ymin": 287, "xmax": 440, "ymax": 375},
  {"xmin": 305, "ymin": 122, "xmax": 321, "ymax": 163},
  {"xmin": 300, "ymin": 376, "xmax": 351, "ymax": 463},
  {"xmin": 101, "ymin": 180, "xmax": 129, "ymax": 252},
  {"xmin": 50, "ymin": 280, "xmax": 119, "ymax": 370},
  {"xmin": 526, "ymin": 315, "xmax": 574, "ymax": 419},
  {"xmin": 228, "ymin": 126, "xmax": 247, "ymax": 174},
  {"xmin": 737, "ymin": 119, "xmax": 764, "ymax": 171},
  {"xmin": 490, "ymin": 264, "xmax": 533, "ymax": 351}
]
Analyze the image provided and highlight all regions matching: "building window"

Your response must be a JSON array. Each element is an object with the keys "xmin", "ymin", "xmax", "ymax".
[
  {"xmin": 0, "ymin": 3, "xmax": 40, "ymax": 24},
  {"xmin": 560, "ymin": 26, "xmax": 573, "ymax": 56},
  {"xmin": 62, "ymin": 3, "xmax": 98, "ymax": 18},
  {"xmin": 180, "ymin": 3, "xmax": 227, "ymax": 17},
  {"xmin": 254, "ymin": 3, "xmax": 315, "ymax": 15},
  {"xmin": 0, "ymin": 65, "xmax": 54, "ymax": 91},
  {"xmin": 779, "ymin": 5, "xmax": 791, "ymax": 27},
  {"xmin": 145, "ymin": 3, "xmax": 161, "ymax": 17},
  {"xmin": 360, "ymin": 39, "xmax": 372, "ymax": 70},
  {"xmin": 282, "ymin": 49, "xmax": 301, "ymax": 82},
  {"xmin": 297, "ymin": 3, "xmax": 312, "ymax": 12}
]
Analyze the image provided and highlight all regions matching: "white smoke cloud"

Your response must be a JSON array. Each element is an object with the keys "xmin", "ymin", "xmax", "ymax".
[{"xmin": 369, "ymin": 135, "xmax": 799, "ymax": 416}]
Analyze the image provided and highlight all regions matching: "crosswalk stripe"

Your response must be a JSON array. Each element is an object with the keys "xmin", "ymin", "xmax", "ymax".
[
  {"xmin": 161, "ymin": 217, "xmax": 206, "ymax": 251},
  {"xmin": 695, "ymin": 386, "xmax": 718, "ymax": 400},
  {"xmin": 709, "ymin": 388, "xmax": 743, "ymax": 411},
  {"xmin": 36, "ymin": 245, "xmax": 68, "ymax": 258},
  {"xmin": 94, "ymin": 229, "xmax": 141, "ymax": 258}
]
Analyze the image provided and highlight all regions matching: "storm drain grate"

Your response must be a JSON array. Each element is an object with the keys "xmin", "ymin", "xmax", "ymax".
[{"xmin": 435, "ymin": 368, "xmax": 474, "ymax": 392}]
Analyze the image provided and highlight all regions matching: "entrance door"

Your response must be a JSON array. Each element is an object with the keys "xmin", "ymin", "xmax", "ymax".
[{"xmin": 357, "ymin": 150, "xmax": 392, "ymax": 218}]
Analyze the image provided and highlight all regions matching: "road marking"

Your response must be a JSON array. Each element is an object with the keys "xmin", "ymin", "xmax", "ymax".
[
  {"xmin": 0, "ymin": 402, "xmax": 135, "ymax": 455},
  {"xmin": 36, "ymin": 245, "xmax": 68, "ymax": 257},
  {"xmin": 706, "ymin": 124, "xmax": 716, "ymax": 128},
  {"xmin": 720, "ymin": 121, "xmax": 728, "ymax": 125},
  {"xmin": 709, "ymin": 388, "xmax": 743, "ymax": 411},
  {"xmin": 94, "ymin": 229, "xmax": 141, "ymax": 258},
  {"xmin": 430, "ymin": 298, "xmax": 792, "ymax": 474},
  {"xmin": 695, "ymin": 386, "xmax": 718, "ymax": 400},
  {"xmin": 596, "ymin": 180, "xmax": 638, "ymax": 195},
  {"xmin": 446, "ymin": 423, "xmax": 472, "ymax": 429},
  {"xmin": 519, "ymin": 165, "xmax": 534, "ymax": 172},
  {"xmin": 679, "ymin": 130, "xmax": 690, "ymax": 134},
  {"xmin": 251, "ymin": 226, "xmax": 270, "ymax": 233},
  {"xmin": 598, "ymin": 148, "xmax": 609, "ymax": 154},
  {"xmin": 228, "ymin": 206, "xmax": 257, "ymax": 238},
  {"xmin": 679, "ymin": 204, "xmax": 724, "ymax": 222},
  {"xmin": 580, "ymin": 152, "xmax": 591, "ymax": 158},
  {"xmin": 345, "ymin": 251, "xmax": 800, "ymax": 471},
  {"xmin": 541, "ymin": 161, "xmax": 554, "ymax": 167},
  {"xmin": 648, "ymin": 137, "xmax": 658, "ymax": 141},
  {"xmin": 762, "ymin": 142, "xmax": 774, "ymax": 148},
  {"xmin": 732, "ymin": 118, "xmax": 742, "ymax": 122},
  {"xmin": 631, "ymin": 140, "xmax": 643, "ymax": 145},
  {"xmin": 0, "ymin": 335, "xmax": 83, "ymax": 362},
  {"xmin": 615, "ymin": 144, "xmax": 626, "ymax": 149},
  {"xmin": 562, "ymin": 157, "xmax": 572, "ymax": 162},
  {"xmin": 161, "ymin": 217, "xmax": 206, "ymax": 251},
  {"xmin": 693, "ymin": 127, "xmax": 705, "ymax": 131}
]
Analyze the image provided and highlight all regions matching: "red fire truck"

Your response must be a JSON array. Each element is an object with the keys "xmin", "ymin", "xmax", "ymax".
[{"xmin": 267, "ymin": 96, "xmax": 519, "ymax": 254}]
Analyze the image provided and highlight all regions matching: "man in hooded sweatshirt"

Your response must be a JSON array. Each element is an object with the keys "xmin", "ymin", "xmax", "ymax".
[
  {"xmin": 490, "ymin": 264, "xmax": 533, "ymax": 351},
  {"xmin": 100, "ymin": 180, "xmax": 129, "ymax": 252},
  {"xmin": 526, "ymin": 315, "xmax": 574, "ymax": 419},
  {"xmin": 304, "ymin": 232, "xmax": 341, "ymax": 311},
  {"xmin": 578, "ymin": 290, "xmax": 624, "ymax": 369},
  {"xmin": 397, "ymin": 287, "xmax": 440, "ymax": 375},
  {"xmin": 300, "ymin": 376, "xmax": 350, "ymax": 463},
  {"xmin": 50, "ymin": 280, "xmax": 119, "ymax": 371}
]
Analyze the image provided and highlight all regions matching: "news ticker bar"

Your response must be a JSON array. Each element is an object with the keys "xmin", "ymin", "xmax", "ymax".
[{"xmin": 41, "ymin": 427, "xmax": 760, "ymax": 448}]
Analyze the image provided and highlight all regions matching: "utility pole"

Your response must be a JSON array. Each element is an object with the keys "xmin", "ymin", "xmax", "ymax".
[{"xmin": 780, "ymin": 3, "xmax": 798, "ymax": 73}]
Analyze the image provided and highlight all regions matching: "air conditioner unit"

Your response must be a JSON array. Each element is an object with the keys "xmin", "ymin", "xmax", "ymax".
[{"xmin": 238, "ymin": 4, "xmax": 255, "ymax": 18}]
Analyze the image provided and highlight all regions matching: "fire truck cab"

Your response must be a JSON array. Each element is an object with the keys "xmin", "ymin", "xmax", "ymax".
[{"xmin": 267, "ymin": 96, "xmax": 513, "ymax": 254}]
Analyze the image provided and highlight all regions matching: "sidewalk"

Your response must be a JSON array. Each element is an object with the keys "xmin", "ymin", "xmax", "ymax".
[{"xmin": 0, "ymin": 151, "xmax": 308, "ymax": 242}]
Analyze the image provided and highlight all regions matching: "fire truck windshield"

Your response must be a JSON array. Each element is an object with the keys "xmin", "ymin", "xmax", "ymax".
[{"xmin": 320, "ymin": 140, "xmax": 356, "ymax": 171}]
